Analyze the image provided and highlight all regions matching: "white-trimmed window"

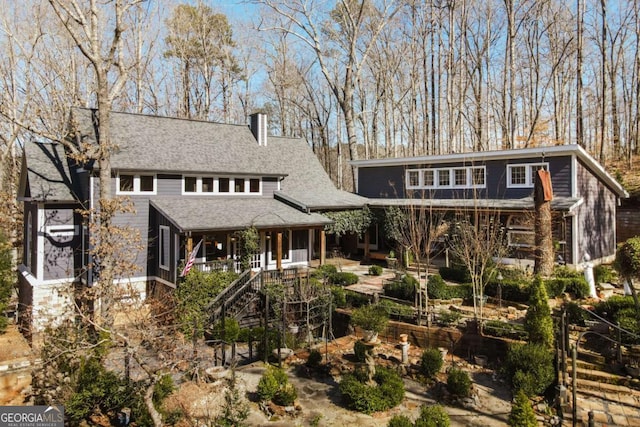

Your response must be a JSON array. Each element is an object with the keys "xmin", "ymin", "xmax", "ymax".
[
  {"xmin": 406, "ymin": 166, "xmax": 486, "ymax": 190},
  {"xmin": 507, "ymin": 162, "xmax": 548, "ymax": 188},
  {"xmin": 407, "ymin": 170, "xmax": 420, "ymax": 188},
  {"xmin": 117, "ymin": 173, "xmax": 156, "ymax": 194},
  {"xmin": 270, "ymin": 231, "xmax": 291, "ymax": 262},
  {"xmin": 471, "ymin": 167, "xmax": 486, "ymax": 186},
  {"xmin": 453, "ymin": 168, "xmax": 467, "ymax": 187},
  {"xmin": 159, "ymin": 225, "xmax": 170, "ymax": 270},
  {"xmin": 506, "ymin": 215, "xmax": 535, "ymax": 248},
  {"xmin": 437, "ymin": 169, "xmax": 451, "ymax": 187},
  {"xmin": 423, "ymin": 170, "xmax": 435, "ymax": 187},
  {"xmin": 182, "ymin": 176, "xmax": 262, "ymax": 195}
]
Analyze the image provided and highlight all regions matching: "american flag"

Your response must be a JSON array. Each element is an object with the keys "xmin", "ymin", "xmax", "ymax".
[{"xmin": 180, "ymin": 239, "xmax": 203, "ymax": 277}]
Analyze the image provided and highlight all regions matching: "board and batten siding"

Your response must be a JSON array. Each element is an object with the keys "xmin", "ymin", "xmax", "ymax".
[
  {"xmin": 357, "ymin": 156, "xmax": 572, "ymax": 200},
  {"xmin": 149, "ymin": 205, "xmax": 180, "ymax": 284},
  {"xmin": 574, "ymin": 159, "xmax": 617, "ymax": 262},
  {"xmin": 42, "ymin": 205, "xmax": 82, "ymax": 282}
]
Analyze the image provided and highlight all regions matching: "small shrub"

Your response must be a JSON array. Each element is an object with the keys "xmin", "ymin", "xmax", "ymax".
[
  {"xmin": 615, "ymin": 309, "xmax": 640, "ymax": 345},
  {"xmin": 504, "ymin": 343, "xmax": 554, "ymax": 397},
  {"xmin": 339, "ymin": 366, "xmax": 405, "ymax": 414},
  {"xmin": 419, "ymin": 348, "xmax": 443, "ymax": 379},
  {"xmin": 306, "ymin": 349, "xmax": 323, "ymax": 369},
  {"xmin": 345, "ymin": 290, "xmax": 371, "ymax": 308},
  {"xmin": 554, "ymin": 265, "xmax": 582, "ymax": 279},
  {"xmin": 378, "ymin": 299, "xmax": 415, "ymax": 320},
  {"xmin": 257, "ymin": 367, "xmax": 280, "ymax": 402},
  {"xmin": 351, "ymin": 304, "xmax": 389, "ymax": 333},
  {"xmin": 208, "ymin": 317, "xmax": 240, "ymax": 342},
  {"xmin": 438, "ymin": 265, "xmax": 471, "ymax": 283},
  {"xmin": 331, "ymin": 272, "xmax": 359, "ymax": 286},
  {"xmin": 414, "ymin": 404, "xmax": 450, "ymax": 427},
  {"xmin": 436, "ymin": 310, "xmax": 461, "ymax": 326},
  {"xmin": 153, "ymin": 375, "xmax": 175, "ymax": 407},
  {"xmin": 508, "ymin": 390, "xmax": 537, "ymax": 427},
  {"xmin": 273, "ymin": 383, "xmax": 297, "ymax": 406},
  {"xmin": 427, "ymin": 274, "xmax": 447, "ymax": 299},
  {"xmin": 485, "ymin": 279, "xmax": 529, "ymax": 302},
  {"xmin": 387, "ymin": 414, "xmax": 413, "ymax": 427},
  {"xmin": 369, "ymin": 265, "xmax": 383, "ymax": 276},
  {"xmin": 446, "ymin": 368, "xmax": 471, "ymax": 397},
  {"xmin": 331, "ymin": 286, "xmax": 347, "ymax": 308},
  {"xmin": 564, "ymin": 302, "xmax": 588, "ymax": 326},
  {"xmin": 353, "ymin": 340, "xmax": 367, "ymax": 362},
  {"xmin": 594, "ymin": 264, "xmax": 616, "ymax": 284},
  {"xmin": 483, "ymin": 320, "xmax": 528, "ymax": 340},
  {"xmin": 564, "ymin": 277, "xmax": 590, "ymax": 299},
  {"xmin": 257, "ymin": 366, "xmax": 297, "ymax": 405},
  {"xmin": 594, "ymin": 295, "xmax": 635, "ymax": 318},
  {"xmin": 384, "ymin": 275, "xmax": 418, "ymax": 301},
  {"xmin": 312, "ymin": 264, "xmax": 338, "ymax": 279}
]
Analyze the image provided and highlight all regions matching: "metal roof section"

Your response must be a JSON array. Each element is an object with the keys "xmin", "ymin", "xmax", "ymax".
[
  {"xmin": 150, "ymin": 197, "xmax": 333, "ymax": 233},
  {"xmin": 366, "ymin": 196, "xmax": 584, "ymax": 212},
  {"xmin": 351, "ymin": 144, "xmax": 628, "ymax": 199}
]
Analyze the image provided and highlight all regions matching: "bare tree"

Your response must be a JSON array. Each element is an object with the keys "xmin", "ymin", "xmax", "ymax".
[
  {"xmin": 447, "ymin": 207, "xmax": 507, "ymax": 323},
  {"xmin": 254, "ymin": 0, "xmax": 402, "ymax": 189}
]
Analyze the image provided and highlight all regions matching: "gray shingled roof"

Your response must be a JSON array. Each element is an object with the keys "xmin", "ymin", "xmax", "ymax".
[
  {"xmin": 366, "ymin": 196, "xmax": 583, "ymax": 212},
  {"xmin": 72, "ymin": 108, "xmax": 287, "ymax": 176},
  {"xmin": 71, "ymin": 108, "xmax": 366, "ymax": 210},
  {"xmin": 21, "ymin": 140, "xmax": 79, "ymax": 202},
  {"xmin": 267, "ymin": 136, "xmax": 368, "ymax": 210},
  {"xmin": 150, "ymin": 197, "xmax": 333, "ymax": 232}
]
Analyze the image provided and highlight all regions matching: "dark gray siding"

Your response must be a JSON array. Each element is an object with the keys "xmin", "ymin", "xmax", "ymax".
[
  {"xmin": 42, "ymin": 205, "xmax": 81, "ymax": 281},
  {"xmin": 575, "ymin": 159, "xmax": 617, "ymax": 261},
  {"xmin": 23, "ymin": 202, "xmax": 38, "ymax": 277},
  {"xmin": 357, "ymin": 155, "xmax": 572, "ymax": 199},
  {"xmin": 263, "ymin": 177, "xmax": 279, "ymax": 195},
  {"xmin": 157, "ymin": 174, "xmax": 182, "ymax": 195},
  {"xmin": 149, "ymin": 205, "xmax": 180, "ymax": 283},
  {"xmin": 155, "ymin": 174, "xmax": 278, "ymax": 197}
]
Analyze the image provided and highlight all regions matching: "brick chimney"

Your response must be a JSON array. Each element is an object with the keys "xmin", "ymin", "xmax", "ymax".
[{"xmin": 250, "ymin": 113, "xmax": 267, "ymax": 146}]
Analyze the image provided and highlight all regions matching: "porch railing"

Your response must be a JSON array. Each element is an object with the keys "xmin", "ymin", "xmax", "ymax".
[
  {"xmin": 192, "ymin": 259, "xmax": 237, "ymax": 273},
  {"xmin": 207, "ymin": 269, "xmax": 261, "ymax": 322}
]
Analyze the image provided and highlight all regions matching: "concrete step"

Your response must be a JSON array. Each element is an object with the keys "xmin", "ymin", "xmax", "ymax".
[{"xmin": 568, "ymin": 365, "xmax": 640, "ymax": 391}]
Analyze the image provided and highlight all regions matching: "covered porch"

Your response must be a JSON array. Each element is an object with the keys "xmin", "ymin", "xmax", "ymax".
[{"xmin": 149, "ymin": 197, "xmax": 332, "ymax": 284}]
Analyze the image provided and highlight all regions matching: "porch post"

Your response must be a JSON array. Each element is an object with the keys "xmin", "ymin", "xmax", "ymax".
[
  {"xmin": 186, "ymin": 236, "xmax": 193, "ymax": 259},
  {"xmin": 364, "ymin": 229, "xmax": 370, "ymax": 259},
  {"xmin": 276, "ymin": 232, "xmax": 283, "ymax": 270},
  {"xmin": 320, "ymin": 230, "xmax": 326, "ymax": 266}
]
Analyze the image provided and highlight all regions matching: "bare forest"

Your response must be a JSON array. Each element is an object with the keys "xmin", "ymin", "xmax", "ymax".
[{"xmin": 2, "ymin": 0, "xmax": 640, "ymax": 198}]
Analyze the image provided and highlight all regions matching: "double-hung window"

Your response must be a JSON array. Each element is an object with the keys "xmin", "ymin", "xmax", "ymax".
[{"xmin": 507, "ymin": 162, "xmax": 548, "ymax": 188}]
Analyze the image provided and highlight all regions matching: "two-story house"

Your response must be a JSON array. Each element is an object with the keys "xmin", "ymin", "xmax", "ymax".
[
  {"xmin": 351, "ymin": 145, "xmax": 628, "ymax": 269},
  {"xmin": 18, "ymin": 108, "xmax": 366, "ymax": 336}
]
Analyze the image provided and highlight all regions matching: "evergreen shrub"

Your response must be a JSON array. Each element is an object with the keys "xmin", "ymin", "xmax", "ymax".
[
  {"xmin": 446, "ymin": 368, "xmax": 471, "ymax": 397},
  {"xmin": 414, "ymin": 405, "xmax": 450, "ymax": 427},
  {"xmin": 419, "ymin": 348, "xmax": 443, "ymax": 379}
]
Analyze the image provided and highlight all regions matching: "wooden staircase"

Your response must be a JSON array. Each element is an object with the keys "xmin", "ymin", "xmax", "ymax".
[{"xmin": 206, "ymin": 267, "xmax": 310, "ymax": 329}]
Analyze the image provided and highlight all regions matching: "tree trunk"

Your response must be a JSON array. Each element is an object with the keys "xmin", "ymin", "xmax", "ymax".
[
  {"xmin": 144, "ymin": 380, "xmax": 164, "ymax": 427},
  {"xmin": 534, "ymin": 169, "xmax": 554, "ymax": 276}
]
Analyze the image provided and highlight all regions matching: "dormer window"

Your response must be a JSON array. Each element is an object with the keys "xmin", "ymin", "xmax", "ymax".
[{"xmin": 117, "ymin": 173, "xmax": 156, "ymax": 194}]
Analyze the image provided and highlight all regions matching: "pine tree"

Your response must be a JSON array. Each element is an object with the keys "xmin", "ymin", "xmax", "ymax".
[
  {"xmin": 524, "ymin": 275, "xmax": 554, "ymax": 348},
  {"xmin": 508, "ymin": 390, "xmax": 537, "ymax": 427}
]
